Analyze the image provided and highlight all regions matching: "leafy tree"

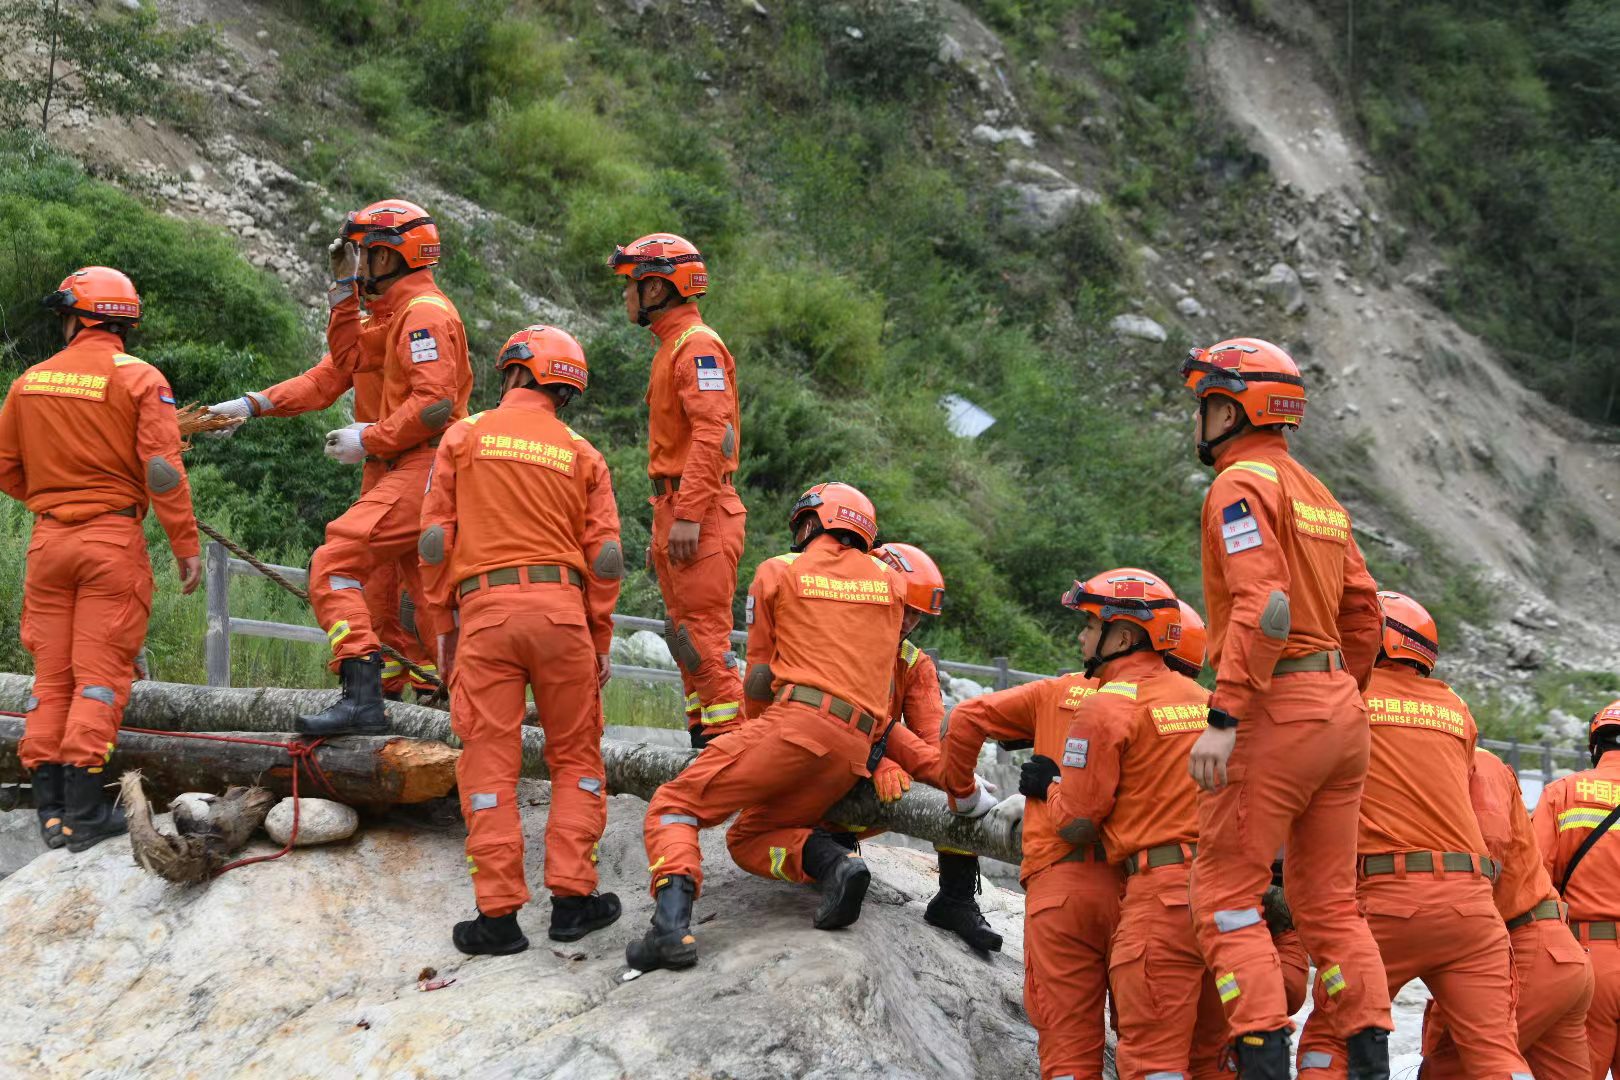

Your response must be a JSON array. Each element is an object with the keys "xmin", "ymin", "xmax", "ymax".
[{"xmin": 0, "ymin": 0, "xmax": 210, "ymax": 134}]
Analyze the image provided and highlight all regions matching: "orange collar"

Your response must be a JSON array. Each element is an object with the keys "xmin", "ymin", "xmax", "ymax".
[
  {"xmin": 649, "ymin": 301, "xmax": 704, "ymax": 344},
  {"xmin": 1211, "ymin": 427, "xmax": 1290, "ymax": 471},
  {"xmin": 498, "ymin": 386, "xmax": 560, "ymax": 416}
]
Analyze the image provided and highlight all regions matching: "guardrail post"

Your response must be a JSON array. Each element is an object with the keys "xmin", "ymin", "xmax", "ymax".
[
  {"xmin": 1541, "ymin": 742, "xmax": 1554, "ymax": 787},
  {"xmin": 993, "ymin": 656, "xmax": 1010, "ymax": 692},
  {"xmin": 1507, "ymin": 739, "xmax": 1521, "ymax": 776},
  {"xmin": 204, "ymin": 542, "xmax": 231, "ymax": 688}
]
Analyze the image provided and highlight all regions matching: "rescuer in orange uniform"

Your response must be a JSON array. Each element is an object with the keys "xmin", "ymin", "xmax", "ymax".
[
  {"xmin": 1179, "ymin": 338, "xmax": 1392, "ymax": 1080},
  {"xmin": 418, "ymin": 325, "xmax": 624, "ymax": 954},
  {"xmin": 609, "ymin": 234, "xmax": 745, "ymax": 747},
  {"xmin": 940, "ymin": 622, "xmax": 1116, "ymax": 1079},
  {"xmin": 0, "ymin": 267, "xmax": 201, "ymax": 852},
  {"xmin": 628, "ymin": 482, "xmax": 910, "ymax": 971},
  {"xmin": 1292, "ymin": 591, "xmax": 1530, "ymax": 1078},
  {"xmin": 1535, "ymin": 698, "xmax": 1620, "ymax": 1080},
  {"xmin": 1026, "ymin": 569, "xmax": 1222, "ymax": 1080},
  {"xmin": 821, "ymin": 541, "xmax": 1003, "ymax": 953},
  {"xmin": 1423, "ymin": 746, "xmax": 1593, "ymax": 1079},
  {"xmin": 204, "ymin": 225, "xmax": 436, "ymax": 698},
  {"xmin": 298, "ymin": 199, "xmax": 473, "ymax": 735}
]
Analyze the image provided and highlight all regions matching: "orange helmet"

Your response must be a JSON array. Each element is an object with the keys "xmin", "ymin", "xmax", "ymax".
[
  {"xmin": 1061, "ymin": 568, "xmax": 1183, "ymax": 653},
  {"xmin": 1181, "ymin": 338, "xmax": 1307, "ymax": 429},
  {"xmin": 1590, "ymin": 699, "xmax": 1620, "ymax": 761},
  {"xmin": 347, "ymin": 199, "xmax": 440, "ymax": 269},
  {"xmin": 790, "ymin": 481, "xmax": 878, "ymax": 551},
  {"xmin": 41, "ymin": 266, "xmax": 141, "ymax": 329},
  {"xmin": 608, "ymin": 233, "xmax": 709, "ymax": 298},
  {"xmin": 1377, "ymin": 591, "xmax": 1439, "ymax": 672},
  {"xmin": 877, "ymin": 542, "xmax": 945, "ymax": 616},
  {"xmin": 496, "ymin": 325, "xmax": 589, "ymax": 394},
  {"xmin": 1165, "ymin": 600, "xmax": 1207, "ymax": 677}
]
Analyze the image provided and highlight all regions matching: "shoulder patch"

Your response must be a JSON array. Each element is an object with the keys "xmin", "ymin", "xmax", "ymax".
[
  {"xmin": 1063, "ymin": 737, "xmax": 1089, "ymax": 769},
  {"xmin": 112, "ymin": 353, "xmax": 147, "ymax": 368},
  {"xmin": 1220, "ymin": 499, "xmax": 1263, "ymax": 555},
  {"xmin": 158, "ymin": 387, "xmax": 176, "ymax": 405},
  {"xmin": 900, "ymin": 640, "xmax": 921, "ymax": 666},
  {"xmin": 694, "ymin": 355, "xmax": 727, "ymax": 392},
  {"xmin": 1099, "ymin": 681, "xmax": 1139, "ymax": 700}
]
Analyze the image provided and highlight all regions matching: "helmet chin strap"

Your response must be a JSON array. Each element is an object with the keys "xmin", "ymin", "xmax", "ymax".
[
  {"xmin": 790, "ymin": 518, "xmax": 823, "ymax": 553},
  {"xmin": 1083, "ymin": 627, "xmax": 1151, "ymax": 678},
  {"xmin": 1197, "ymin": 398, "xmax": 1249, "ymax": 467}
]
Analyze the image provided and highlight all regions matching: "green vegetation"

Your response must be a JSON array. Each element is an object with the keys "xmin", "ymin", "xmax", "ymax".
[{"xmin": 1301, "ymin": 0, "xmax": 1620, "ymax": 423}]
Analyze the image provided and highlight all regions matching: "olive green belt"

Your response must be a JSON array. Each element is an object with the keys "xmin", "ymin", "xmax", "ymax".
[
  {"xmin": 651, "ymin": 473, "xmax": 733, "ymax": 496},
  {"xmin": 1059, "ymin": 842, "xmax": 1110, "ymax": 864},
  {"xmin": 458, "ymin": 564, "xmax": 583, "ymax": 597},
  {"xmin": 1574, "ymin": 921, "xmax": 1618, "ymax": 942},
  {"xmin": 1359, "ymin": 850, "xmax": 1498, "ymax": 881},
  {"xmin": 775, "ymin": 684, "xmax": 878, "ymax": 735},
  {"xmin": 1506, "ymin": 898, "xmax": 1565, "ymax": 931},
  {"xmin": 1123, "ymin": 842, "xmax": 1198, "ymax": 876},
  {"xmin": 1273, "ymin": 649, "xmax": 1345, "ymax": 674}
]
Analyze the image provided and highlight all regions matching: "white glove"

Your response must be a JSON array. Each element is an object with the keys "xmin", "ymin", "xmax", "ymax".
[
  {"xmin": 949, "ymin": 774, "xmax": 1000, "ymax": 820},
  {"xmin": 329, "ymin": 236, "xmax": 362, "ymax": 283},
  {"xmin": 324, "ymin": 422, "xmax": 372, "ymax": 465},
  {"xmin": 200, "ymin": 396, "xmax": 255, "ymax": 439},
  {"xmin": 985, "ymin": 791, "xmax": 1026, "ymax": 830}
]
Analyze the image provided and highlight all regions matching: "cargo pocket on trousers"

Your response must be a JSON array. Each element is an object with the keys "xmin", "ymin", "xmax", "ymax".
[
  {"xmin": 448, "ymin": 611, "xmax": 512, "ymax": 743},
  {"xmin": 1108, "ymin": 937, "xmax": 1150, "ymax": 1014},
  {"xmin": 1547, "ymin": 935, "xmax": 1588, "ymax": 967}
]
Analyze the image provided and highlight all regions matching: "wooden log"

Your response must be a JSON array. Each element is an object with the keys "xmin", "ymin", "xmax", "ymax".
[
  {"xmin": 0, "ymin": 717, "xmax": 458, "ymax": 806},
  {"xmin": 0, "ymin": 675, "xmax": 1023, "ymax": 863}
]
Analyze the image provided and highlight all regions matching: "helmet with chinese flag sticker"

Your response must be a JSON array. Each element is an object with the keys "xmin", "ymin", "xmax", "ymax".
[
  {"xmin": 877, "ymin": 542, "xmax": 945, "ymax": 616},
  {"xmin": 1377, "ymin": 591, "xmax": 1439, "ymax": 673},
  {"xmin": 1589, "ymin": 698, "xmax": 1620, "ymax": 762},
  {"xmin": 1062, "ymin": 568, "xmax": 1183, "ymax": 653},
  {"xmin": 347, "ymin": 199, "xmax": 440, "ymax": 269},
  {"xmin": 1181, "ymin": 337, "xmax": 1306, "ymax": 429},
  {"xmin": 41, "ymin": 266, "xmax": 141, "ymax": 329},
  {"xmin": 607, "ymin": 233, "xmax": 709, "ymax": 298},
  {"xmin": 1164, "ymin": 600, "xmax": 1206, "ymax": 678},
  {"xmin": 496, "ymin": 324, "xmax": 589, "ymax": 394},
  {"xmin": 790, "ymin": 481, "xmax": 877, "ymax": 552}
]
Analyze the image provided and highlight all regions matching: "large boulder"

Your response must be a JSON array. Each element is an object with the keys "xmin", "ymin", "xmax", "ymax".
[{"xmin": 0, "ymin": 781, "xmax": 1042, "ymax": 1078}]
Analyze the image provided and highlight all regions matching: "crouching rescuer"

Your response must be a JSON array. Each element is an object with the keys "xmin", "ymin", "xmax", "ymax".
[
  {"xmin": 628, "ymin": 483, "xmax": 905, "ymax": 971},
  {"xmin": 419, "ymin": 325, "xmax": 624, "ymax": 954},
  {"xmin": 0, "ymin": 267, "xmax": 202, "ymax": 852}
]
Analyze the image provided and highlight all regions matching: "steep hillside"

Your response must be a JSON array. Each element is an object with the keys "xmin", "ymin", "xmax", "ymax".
[{"xmin": 1, "ymin": 0, "xmax": 1614, "ymax": 737}]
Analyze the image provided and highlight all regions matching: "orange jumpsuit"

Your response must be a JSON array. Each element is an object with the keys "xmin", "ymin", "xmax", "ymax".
[
  {"xmin": 307, "ymin": 272, "xmax": 471, "ymax": 668},
  {"xmin": 0, "ymin": 328, "xmax": 198, "ymax": 769},
  {"xmin": 643, "ymin": 303, "xmax": 745, "ymax": 735},
  {"xmin": 1294, "ymin": 665, "xmax": 1529, "ymax": 1077},
  {"xmin": 1535, "ymin": 752, "xmax": 1620, "ymax": 1080},
  {"xmin": 1424, "ymin": 748, "xmax": 1593, "ymax": 1079},
  {"xmin": 250, "ymin": 337, "xmax": 433, "ymax": 694},
  {"xmin": 942, "ymin": 673, "xmax": 1123, "ymax": 1080},
  {"xmin": 1045, "ymin": 653, "xmax": 1224, "ymax": 1080},
  {"xmin": 419, "ymin": 389, "xmax": 621, "ymax": 914},
  {"xmin": 642, "ymin": 535, "xmax": 903, "ymax": 894},
  {"xmin": 1189, "ymin": 430, "xmax": 1392, "ymax": 1044}
]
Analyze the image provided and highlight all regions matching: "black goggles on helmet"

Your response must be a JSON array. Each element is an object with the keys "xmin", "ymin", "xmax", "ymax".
[
  {"xmin": 1180, "ymin": 348, "xmax": 1304, "ymax": 397},
  {"xmin": 1383, "ymin": 616, "xmax": 1439, "ymax": 663},
  {"xmin": 1060, "ymin": 583, "xmax": 1177, "ymax": 623},
  {"xmin": 608, "ymin": 246, "xmax": 703, "ymax": 279},
  {"xmin": 40, "ymin": 287, "xmax": 137, "ymax": 324},
  {"xmin": 497, "ymin": 341, "xmax": 535, "ymax": 367},
  {"xmin": 791, "ymin": 490, "xmax": 825, "ymax": 519}
]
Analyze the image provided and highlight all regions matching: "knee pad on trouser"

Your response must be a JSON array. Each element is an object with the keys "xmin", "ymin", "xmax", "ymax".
[
  {"xmin": 59, "ymin": 686, "xmax": 120, "ymax": 770},
  {"xmin": 546, "ymin": 774, "xmax": 607, "ymax": 896}
]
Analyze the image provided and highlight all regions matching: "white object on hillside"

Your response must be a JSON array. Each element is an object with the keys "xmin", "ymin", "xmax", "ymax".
[
  {"xmin": 940, "ymin": 395, "xmax": 996, "ymax": 439},
  {"xmin": 1110, "ymin": 314, "xmax": 1168, "ymax": 343},
  {"xmin": 264, "ymin": 798, "xmax": 358, "ymax": 846},
  {"xmin": 610, "ymin": 629, "xmax": 677, "ymax": 670}
]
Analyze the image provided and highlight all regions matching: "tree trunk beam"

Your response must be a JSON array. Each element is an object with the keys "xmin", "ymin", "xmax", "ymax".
[{"xmin": 0, "ymin": 675, "xmax": 1023, "ymax": 863}]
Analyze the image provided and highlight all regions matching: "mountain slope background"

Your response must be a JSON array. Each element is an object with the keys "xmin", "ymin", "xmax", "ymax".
[{"xmin": 0, "ymin": 0, "xmax": 1615, "ymax": 742}]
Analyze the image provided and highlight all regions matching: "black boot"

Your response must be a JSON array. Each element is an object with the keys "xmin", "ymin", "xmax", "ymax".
[
  {"xmin": 452, "ymin": 910, "xmax": 529, "ymax": 956},
  {"xmin": 550, "ymin": 892, "xmax": 622, "ymax": 942},
  {"xmin": 33, "ymin": 764, "xmax": 67, "ymax": 850},
  {"xmin": 925, "ymin": 851, "xmax": 1002, "ymax": 953},
  {"xmin": 802, "ymin": 828, "xmax": 871, "ymax": 931},
  {"xmin": 1232, "ymin": 1027, "xmax": 1292, "ymax": 1080},
  {"xmin": 1347, "ymin": 1026, "xmax": 1391, "ymax": 1080},
  {"xmin": 626, "ymin": 874, "xmax": 698, "ymax": 971},
  {"xmin": 61, "ymin": 765, "xmax": 126, "ymax": 853},
  {"xmin": 296, "ymin": 652, "xmax": 389, "ymax": 736}
]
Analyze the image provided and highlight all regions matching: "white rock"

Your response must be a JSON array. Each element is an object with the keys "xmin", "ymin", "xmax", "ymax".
[
  {"xmin": 264, "ymin": 798, "xmax": 358, "ymax": 846},
  {"xmin": 1110, "ymin": 314, "xmax": 1168, "ymax": 343},
  {"xmin": 1256, "ymin": 262, "xmax": 1306, "ymax": 315},
  {"xmin": 610, "ymin": 629, "xmax": 677, "ymax": 670},
  {"xmin": 970, "ymin": 124, "xmax": 1037, "ymax": 149},
  {"xmin": 1176, "ymin": 296, "xmax": 1207, "ymax": 318},
  {"xmin": 0, "ymin": 812, "xmax": 46, "ymax": 879},
  {"xmin": 0, "ymin": 785, "xmax": 1039, "ymax": 1078},
  {"xmin": 844, "ymin": 26, "xmax": 863, "ymax": 40}
]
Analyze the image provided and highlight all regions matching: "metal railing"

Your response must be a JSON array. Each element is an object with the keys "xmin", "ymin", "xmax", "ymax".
[
  {"xmin": 1481, "ymin": 737, "xmax": 1588, "ymax": 788},
  {"xmin": 202, "ymin": 542, "xmax": 1044, "ymax": 692}
]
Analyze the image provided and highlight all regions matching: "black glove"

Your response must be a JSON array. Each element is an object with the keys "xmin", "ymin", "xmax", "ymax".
[{"xmin": 1019, "ymin": 754, "xmax": 1060, "ymax": 800}]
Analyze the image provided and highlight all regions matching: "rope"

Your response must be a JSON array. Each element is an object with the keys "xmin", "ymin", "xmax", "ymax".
[
  {"xmin": 196, "ymin": 520, "xmax": 442, "ymax": 690},
  {"xmin": 0, "ymin": 713, "xmax": 338, "ymax": 876}
]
